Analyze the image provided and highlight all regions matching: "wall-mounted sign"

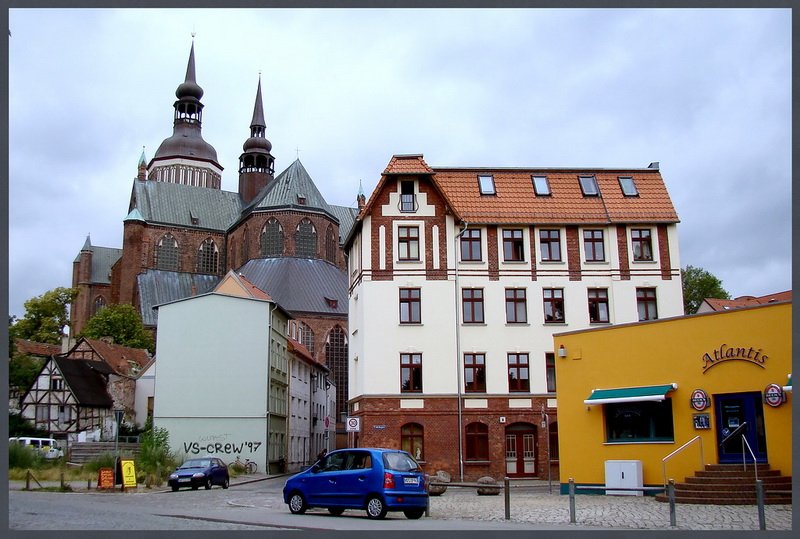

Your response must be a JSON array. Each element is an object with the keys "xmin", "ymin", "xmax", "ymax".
[
  {"xmin": 346, "ymin": 417, "xmax": 361, "ymax": 432},
  {"xmin": 764, "ymin": 384, "xmax": 785, "ymax": 407},
  {"xmin": 702, "ymin": 344, "xmax": 768, "ymax": 373},
  {"xmin": 690, "ymin": 389, "xmax": 710, "ymax": 411},
  {"xmin": 693, "ymin": 414, "xmax": 710, "ymax": 429}
]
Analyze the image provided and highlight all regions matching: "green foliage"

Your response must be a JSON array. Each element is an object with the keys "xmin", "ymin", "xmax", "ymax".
[
  {"xmin": 79, "ymin": 303, "xmax": 154, "ymax": 352},
  {"xmin": 136, "ymin": 418, "xmax": 177, "ymax": 486},
  {"xmin": 682, "ymin": 265, "xmax": 731, "ymax": 315},
  {"xmin": 8, "ymin": 354, "xmax": 45, "ymax": 392},
  {"xmin": 9, "ymin": 287, "xmax": 77, "ymax": 345},
  {"xmin": 8, "ymin": 442, "xmax": 44, "ymax": 469},
  {"xmin": 8, "ymin": 412, "xmax": 50, "ymax": 438},
  {"xmin": 83, "ymin": 453, "xmax": 118, "ymax": 473}
]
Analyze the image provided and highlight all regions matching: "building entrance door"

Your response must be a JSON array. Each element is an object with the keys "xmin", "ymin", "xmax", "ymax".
[
  {"xmin": 504, "ymin": 423, "xmax": 536, "ymax": 477},
  {"xmin": 715, "ymin": 392, "xmax": 768, "ymax": 464}
]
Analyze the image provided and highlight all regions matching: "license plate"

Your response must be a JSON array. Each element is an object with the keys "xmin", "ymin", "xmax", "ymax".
[
  {"xmin": 179, "ymin": 478, "xmax": 190, "ymax": 483},
  {"xmin": 403, "ymin": 477, "xmax": 419, "ymax": 485}
]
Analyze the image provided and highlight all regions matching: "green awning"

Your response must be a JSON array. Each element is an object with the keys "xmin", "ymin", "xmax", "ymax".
[
  {"xmin": 783, "ymin": 373, "xmax": 792, "ymax": 393},
  {"xmin": 584, "ymin": 383, "xmax": 677, "ymax": 405}
]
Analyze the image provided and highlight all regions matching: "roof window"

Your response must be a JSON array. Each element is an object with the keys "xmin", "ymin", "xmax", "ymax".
[
  {"xmin": 297, "ymin": 194, "xmax": 307, "ymax": 205},
  {"xmin": 618, "ymin": 176, "xmax": 638, "ymax": 196},
  {"xmin": 532, "ymin": 175, "xmax": 551, "ymax": 196},
  {"xmin": 578, "ymin": 175, "xmax": 599, "ymax": 197},
  {"xmin": 478, "ymin": 175, "xmax": 496, "ymax": 195}
]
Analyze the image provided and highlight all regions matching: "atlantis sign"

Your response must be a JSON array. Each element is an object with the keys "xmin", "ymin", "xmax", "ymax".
[{"xmin": 702, "ymin": 344, "xmax": 767, "ymax": 373}]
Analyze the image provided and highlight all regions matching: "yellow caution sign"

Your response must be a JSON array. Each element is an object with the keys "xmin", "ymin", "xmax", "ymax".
[{"xmin": 120, "ymin": 459, "xmax": 137, "ymax": 488}]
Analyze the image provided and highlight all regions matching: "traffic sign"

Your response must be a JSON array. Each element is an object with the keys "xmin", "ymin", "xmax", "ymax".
[{"xmin": 346, "ymin": 417, "xmax": 361, "ymax": 432}]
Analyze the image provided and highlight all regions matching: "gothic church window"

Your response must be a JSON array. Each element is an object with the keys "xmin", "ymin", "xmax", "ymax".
[
  {"xmin": 261, "ymin": 219, "xmax": 284, "ymax": 257},
  {"xmin": 196, "ymin": 238, "xmax": 219, "ymax": 274},
  {"xmin": 92, "ymin": 296, "xmax": 106, "ymax": 316},
  {"xmin": 325, "ymin": 326, "xmax": 348, "ymax": 423},
  {"xmin": 295, "ymin": 219, "xmax": 317, "ymax": 258},
  {"xmin": 155, "ymin": 234, "xmax": 179, "ymax": 271},
  {"xmin": 325, "ymin": 225, "xmax": 337, "ymax": 263}
]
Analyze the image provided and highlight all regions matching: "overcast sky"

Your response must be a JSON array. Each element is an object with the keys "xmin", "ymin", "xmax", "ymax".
[{"xmin": 7, "ymin": 8, "xmax": 792, "ymax": 320}]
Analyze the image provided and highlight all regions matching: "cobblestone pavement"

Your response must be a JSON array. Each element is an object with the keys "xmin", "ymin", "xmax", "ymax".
[{"xmin": 9, "ymin": 477, "xmax": 793, "ymax": 531}]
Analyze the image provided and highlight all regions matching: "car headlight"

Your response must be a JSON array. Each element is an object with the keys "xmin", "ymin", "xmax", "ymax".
[
  {"xmin": 192, "ymin": 472, "xmax": 205, "ymax": 479},
  {"xmin": 169, "ymin": 473, "xmax": 178, "ymax": 480}
]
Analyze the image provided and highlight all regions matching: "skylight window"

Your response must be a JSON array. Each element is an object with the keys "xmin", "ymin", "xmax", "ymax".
[
  {"xmin": 579, "ymin": 175, "xmax": 599, "ymax": 197},
  {"xmin": 478, "ymin": 175, "xmax": 496, "ymax": 195},
  {"xmin": 618, "ymin": 176, "xmax": 639, "ymax": 196},
  {"xmin": 532, "ymin": 175, "xmax": 551, "ymax": 196}
]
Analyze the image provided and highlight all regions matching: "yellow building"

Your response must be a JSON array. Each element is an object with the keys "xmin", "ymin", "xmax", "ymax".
[{"xmin": 554, "ymin": 301, "xmax": 791, "ymax": 494}]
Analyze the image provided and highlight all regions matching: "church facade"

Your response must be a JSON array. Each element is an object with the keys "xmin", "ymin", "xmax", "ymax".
[{"xmin": 70, "ymin": 42, "xmax": 355, "ymax": 439}]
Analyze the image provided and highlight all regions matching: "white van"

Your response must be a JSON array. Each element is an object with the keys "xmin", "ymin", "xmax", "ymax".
[{"xmin": 9, "ymin": 437, "xmax": 64, "ymax": 459}]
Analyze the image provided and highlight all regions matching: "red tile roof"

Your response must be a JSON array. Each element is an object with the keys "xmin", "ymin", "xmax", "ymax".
[
  {"xmin": 14, "ymin": 339, "xmax": 61, "ymax": 357},
  {"xmin": 704, "ymin": 290, "xmax": 792, "ymax": 311},
  {"xmin": 383, "ymin": 154, "xmax": 435, "ymax": 175},
  {"xmin": 77, "ymin": 338, "xmax": 151, "ymax": 376}
]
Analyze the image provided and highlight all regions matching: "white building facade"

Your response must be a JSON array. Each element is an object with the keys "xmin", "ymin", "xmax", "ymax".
[{"xmin": 345, "ymin": 155, "xmax": 683, "ymax": 482}]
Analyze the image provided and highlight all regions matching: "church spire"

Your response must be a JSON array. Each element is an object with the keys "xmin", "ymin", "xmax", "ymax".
[{"xmin": 239, "ymin": 74, "xmax": 275, "ymax": 204}]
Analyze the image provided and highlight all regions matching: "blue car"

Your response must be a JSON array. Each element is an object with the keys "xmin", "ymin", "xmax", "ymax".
[
  {"xmin": 283, "ymin": 448, "xmax": 428, "ymax": 519},
  {"xmin": 168, "ymin": 457, "xmax": 230, "ymax": 491}
]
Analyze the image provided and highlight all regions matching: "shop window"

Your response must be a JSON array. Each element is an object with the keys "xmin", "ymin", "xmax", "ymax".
[
  {"xmin": 401, "ymin": 423, "xmax": 424, "ymax": 461},
  {"xmin": 503, "ymin": 229, "xmax": 525, "ymax": 261},
  {"xmin": 539, "ymin": 229, "xmax": 562, "ymax": 261},
  {"xmin": 465, "ymin": 422, "xmax": 489, "ymax": 460},
  {"xmin": 464, "ymin": 353, "xmax": 486, "ymax": 392},
  {"xmin": 462, "ymin": 288, "xmax": 484, "ymax": 324},
  {"xmin": 631, "ymin": 229, "xmax": 653, "ymax": 261},
  {"xmin": 399, "ymin": 288, "xmax": 421, "ymax": 324},
  {"xmin": 460, "ymin": 229, "xmax": 482, "ymax": 261},
  {"xmin": 605, "ymin": 400, "xmax": 674, "ymax": 443},
  {"xmin": 400, "ymin": 353, "xmax": 422, "ymax": 393}
]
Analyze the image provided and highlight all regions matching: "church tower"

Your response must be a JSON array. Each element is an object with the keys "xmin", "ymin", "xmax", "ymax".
[
  {"xmin": 147, "ymin": 40, "xmax": 223, "ymax": 189},
  {"xmin": 238, "ymin": 76, "xmax": 275, "ymax": 204}
]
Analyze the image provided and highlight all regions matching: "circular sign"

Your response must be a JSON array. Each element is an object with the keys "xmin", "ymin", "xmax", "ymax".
[
  {"xmin": 764, "ymin": 384, "xmax": 784, "ymax": 407},
  {"xmin": 324, "ymin": 416, "xmax": 330, "ymax": 428},
  {"xmin": 690, "ymin": 389, "xmax": 709, "ymax": 411}
]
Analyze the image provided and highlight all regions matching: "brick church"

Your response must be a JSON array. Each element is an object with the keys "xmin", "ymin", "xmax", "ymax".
[{"xmin": 69, "ymin": 41, "xmax": 357, "ymax": 429}]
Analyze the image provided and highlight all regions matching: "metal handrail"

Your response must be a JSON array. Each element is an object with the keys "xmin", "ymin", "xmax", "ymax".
[
  {"xmin": 719, "ymin": 421, "xmax": 748, "ymax": 447},
  {"xmin": 662, "ymin": 435, "xmax": 704, "ymax": 487},
  {"xmin": 740, "ymin": 432, "xmax": 759, "ymax": 482}
]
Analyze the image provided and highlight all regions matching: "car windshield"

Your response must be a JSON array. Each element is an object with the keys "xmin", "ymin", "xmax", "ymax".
[
  {"xmin": 180, "ymin": 459, "xmax": 210, "ymax": 469},
  {"xmin": 382, "ymin": 452, "xmax": 420, "ymax": 472}
]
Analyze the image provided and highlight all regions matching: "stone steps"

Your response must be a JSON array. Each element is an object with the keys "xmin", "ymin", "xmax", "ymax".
[
  {"xmin": 67, "ymin": 442, "xmax": 140, "ymax": 464},
  {"xmin": 655, "ymin": 464, "xmax": 792, "ymax": 505}
]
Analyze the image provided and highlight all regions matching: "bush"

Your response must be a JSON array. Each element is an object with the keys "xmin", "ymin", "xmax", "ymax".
[
  {"xmin": 8, "ymin": 413, "xmax": 50, "ymax": 438},
  {"xmin": 83, "ymin": 453, "xmax": 118, "ymax": 473},
  {"xmin": 136, "ymin": 418, "xmax": 177, "ymax": 487},
  {"xmin": 8, "ymin": 443, "xmax": 43, "ymax": 469}
]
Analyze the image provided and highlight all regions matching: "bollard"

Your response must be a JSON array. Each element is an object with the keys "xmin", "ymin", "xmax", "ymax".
[
  {"xmin": 26, "ymin": 470, "xmax": 31, "ymax": 491},
  {"xmin": 755, "ymin": 479, "xmax": 766, "ymax": 530},
  {"xmin": 60, "ymin": 472, "xmax": 65, "ymax": 490},
  {"xmin": 568, "ymin": 478, "xmax": 576, "ymax": 524},
  {"xmin": 425, "ymin": 487, "xmax": 430, "ymax": 517},
  {"xmin": 88, "ymin": 477, "xmax": 91, "ymax": 490},
  {"xmin": 504, "ymin": 477, "xmax": 510, "ymax": 520},
  {"xmin": 668, "ymin": 479, "xmax": 676, "ymax": 527}
]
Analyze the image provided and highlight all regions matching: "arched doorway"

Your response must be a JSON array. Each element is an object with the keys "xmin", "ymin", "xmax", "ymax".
[{"xmin": 505, "ymin": 422, "xmax": 537, "ymax": 477}]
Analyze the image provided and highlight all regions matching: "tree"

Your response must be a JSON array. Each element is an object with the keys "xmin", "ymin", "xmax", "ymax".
[
  {"xmin": 9, "ymin": 354, "xmax": 45, "ymax": 391},
  {"xmin": 682, "ymin": 265, "xmax": 730, "ymax": 315},
  {"xmin": 9, "ymin": 287, "xmax": 77, "ymax": 345},
  {"xmin": 79, "ymin": 303, "xmax": 154, "ymax": 352}
]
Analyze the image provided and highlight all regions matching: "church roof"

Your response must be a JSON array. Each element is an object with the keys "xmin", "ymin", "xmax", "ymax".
[
  {"xmin": 72, "ymin": 236, "xmax": 122, "ymax": 284},
  {"xmin": 248, "ymin": 159, "xmax": 337, "ymax": 220},
  {"xmin": 137, "ymin": 270, "xmax": 221, "ymax": 326},
  {"xmin": 328, "ymin": 204, "xmax": 359, "ymax": 243},
  {"xmin": 132, "ymin": 180, "xmax": 243, "ymax": 231},
  {"xmin": 237, "ymin": 257, "xmax": 348, "ymax": 317}
]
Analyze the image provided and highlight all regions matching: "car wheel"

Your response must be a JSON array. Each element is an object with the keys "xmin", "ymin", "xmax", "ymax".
[
  {"xmin": 365, "ymin": 496, "xmax": 387, "ymax": 520},
  {"xmin": 171, "ymin": 485, "xmax": 179, "ymax": 492},
  {"xmin": 288, "ymin": 492, "xmax": 307, "ymax": 515},
  {"xmin": 222, "ymin": 477, "xmax": 229, "ymax": 489},
  {"xmin": 328, "ymin": 507, "xmax": 345, "ymax": 516},
  {"xmin": 404, "ymin": 508, "xmax": 425, "ymax": 520},
  {"xmin": 204, "ymin": 478, "xmax": 212, "ymax": 490}
]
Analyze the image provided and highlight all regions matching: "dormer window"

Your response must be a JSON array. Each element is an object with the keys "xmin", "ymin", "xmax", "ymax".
[
  {"xmin": 325, "ymin": 297, "xmax": 338, "ymax": 309},
  {"xmin": 532, "ymin": 175, "xmax": 551, "ymax": 196},
  {"xmin": 297, "ymin": 194, "xmax": 307, "ymax": 205},
  {"xmin": 478, "ymin": 175, "xmax": 496, "ymax": 195},
  {"xmin": 400, "ymin": 180, "xmax": 416, "ymax": 212},
  {"xmin": 619, "ymin": 176, "xmax": 639, "ymax": 196},
  {"xmin": 579, "ymin": 175, "xmax": 599, "ymax": 197}
]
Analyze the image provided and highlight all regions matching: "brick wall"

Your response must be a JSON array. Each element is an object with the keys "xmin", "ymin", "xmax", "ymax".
[
  {"xmin": 616, "ymin": 225, "xmax": 631, "ymax": 280},
  {"xmin": 566, "ymin": 226, "xmax": 581, "ymax": 281}
]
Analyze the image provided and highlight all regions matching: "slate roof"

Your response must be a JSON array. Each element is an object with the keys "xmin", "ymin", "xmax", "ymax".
[
  {"xmin": 72, "ymin": 237, "xmax": 122, "ymax": 284},
  {"xmin": 329, "ymin": 204, "xmax": 359, "ymax": 243},
  {"xmin": 53, "ymin": 356, "xmax": 114, "ymax": 408},
  {"xmin": 130, "ymin": 180, "xmax": 243, "ymax": 231},
  {"xmin": 137, "ymin": 270, "xmax": 221, "ymax": 326},
  {"xmin": 247, "ymin": 159, "xmax": 337, "ymax": 220},
  {"xmin": 237, "ymin": 257, "xmax": 348, "ymax": 317}
]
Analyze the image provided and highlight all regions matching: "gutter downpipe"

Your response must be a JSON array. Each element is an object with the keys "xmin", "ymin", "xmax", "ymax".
[
  {"xmin": 266, "ymin": 302, "xmax": 276, "ymax": 474},
  {"xmin": 454, "ymin": 221, "xmax": 469, "ymax": 482}
]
